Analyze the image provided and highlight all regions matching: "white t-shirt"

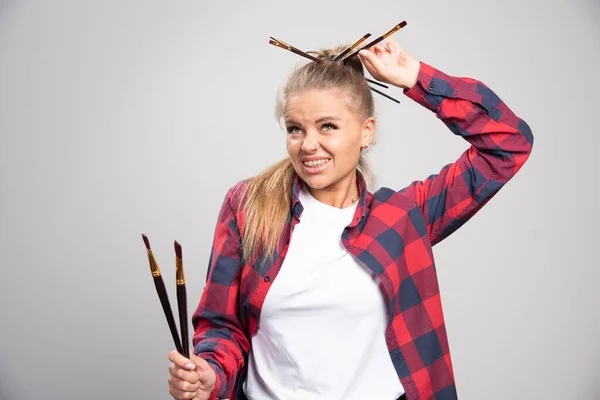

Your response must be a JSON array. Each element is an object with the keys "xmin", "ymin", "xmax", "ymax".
[{"xmin": 244, "ymin": 183, "xmax": 405, "ymax": 400}]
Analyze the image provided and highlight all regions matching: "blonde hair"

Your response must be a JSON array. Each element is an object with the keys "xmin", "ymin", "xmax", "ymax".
[{"xmin": 238, "ymin": 45, "xmax": 376, "ymax": 265}]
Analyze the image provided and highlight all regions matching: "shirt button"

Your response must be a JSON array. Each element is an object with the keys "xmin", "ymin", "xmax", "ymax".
[
  {"xmin": 428, "ymin": 83, "xmax": 435, "ymax": 91},
  {"xmin": 294, "ymin": 203, "xmax": 304, "ymax": 215},
  {"xmin": 264, "ymin": 276, "xmax": 271, "ymax": 282},
  {"xmin": 251, "ymin": 312, "xmax": 257, "ymax": 318}
]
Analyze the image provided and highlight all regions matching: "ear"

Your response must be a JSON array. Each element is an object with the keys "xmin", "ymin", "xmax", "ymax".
[{"xmin": 360, "ymin": 117, "xmax": 376, "ymax": 148}]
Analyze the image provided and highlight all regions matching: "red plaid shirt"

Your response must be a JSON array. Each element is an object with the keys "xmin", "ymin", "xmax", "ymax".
[{"xmin": 192, "ymin": 61, "xmax": 534, "ymax": 400}]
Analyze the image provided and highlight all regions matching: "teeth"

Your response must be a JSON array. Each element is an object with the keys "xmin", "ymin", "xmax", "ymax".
[{"xmin": 303, "ymin": 159, "xmax": 329, "ymax": 167}]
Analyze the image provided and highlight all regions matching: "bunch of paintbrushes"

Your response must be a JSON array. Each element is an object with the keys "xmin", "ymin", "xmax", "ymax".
[
  {"xmin": 142, "ymin": 234, "xmax": 190, "ymax": 358},
  {"xmin": 269, "ymin": 21, "xmax": 408, "ymax": 103}
]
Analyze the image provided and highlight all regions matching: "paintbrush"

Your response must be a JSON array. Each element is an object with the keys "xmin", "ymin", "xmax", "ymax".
[
  {"xmin": 174, "ymin": 240, "xmax": 190, "ymax": 359},
  {"xmin": 268, "ymin": 34, "xmax": 398, "ymax": 102},
  {"xmin": 341, "ymin": 21, "xmax": 408, "ymax": 62},
  {"xmin": 142, "ymin": 234, "xmax": 183, "ymax": 355}
]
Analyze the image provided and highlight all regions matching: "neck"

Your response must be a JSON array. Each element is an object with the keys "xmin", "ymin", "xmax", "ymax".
[{"xmin": 306, "ymin": 169, "xmax": 359, "ymax": 209}]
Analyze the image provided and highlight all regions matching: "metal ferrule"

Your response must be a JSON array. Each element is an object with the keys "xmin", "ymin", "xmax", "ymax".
[
  {"xmin": 147, "ymin": 249, "xmax": 161, "ymax": 277},
  {"xmin": 176, "ymin": 257, "xmax": 185, "ymax": 286},
  {"xmin": 383, "ymin": 22, "xmax": 405, "ymax": 38},
  {"xmin": 348, "ymin": 34, "xmax": 370, "ymax": 50}
]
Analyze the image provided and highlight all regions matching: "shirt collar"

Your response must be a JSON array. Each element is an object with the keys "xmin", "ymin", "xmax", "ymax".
[{"xmin": 291, "ymin": 170, "xmax": 369, "ymax": 227}]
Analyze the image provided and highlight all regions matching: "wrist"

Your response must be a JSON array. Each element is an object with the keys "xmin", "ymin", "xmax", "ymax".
[{"xmin": 402, "ymin": 61, "xmax": 421, "ymax": 90}]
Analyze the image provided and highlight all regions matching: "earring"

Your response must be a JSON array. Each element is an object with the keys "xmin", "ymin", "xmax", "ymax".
[{"xmin": 363, "ymin": 141, "xmax": 376, "ymax": 149}]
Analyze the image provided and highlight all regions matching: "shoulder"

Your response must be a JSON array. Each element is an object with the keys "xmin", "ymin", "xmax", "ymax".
[
  {"xmin": 228, "ymin": 178, "xmax": 250, "ymax": 201},
  {"xmin": 371, "ymin": 183, "xmax": 420, "ymax": 209},
  {"xmin": 216, "ymin": 178, "xmax": 249, "ymax": 212}
]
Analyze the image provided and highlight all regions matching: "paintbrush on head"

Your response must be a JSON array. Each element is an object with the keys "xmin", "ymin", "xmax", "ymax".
[
  {"xmin": 269, "ymin": 37, "xmax": 322, "ymax": 63},
  {"xmin": 332, "ymin": 33, "xmax": 372, "ymax": 61},
  {"xmin": 268, "ymin": 28, "xmax": 403, "ymax": 103},
  {"xmin": 341, "ymin": 20, "xmax": 408, "ymax": 62}
]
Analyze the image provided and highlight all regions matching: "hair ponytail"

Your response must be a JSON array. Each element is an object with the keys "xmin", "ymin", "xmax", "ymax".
[{"xmin": 237, "ymin": 157, "xmax": 295, "ymax": 264}]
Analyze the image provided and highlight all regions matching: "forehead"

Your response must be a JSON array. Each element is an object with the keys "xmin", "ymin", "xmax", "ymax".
[{"xmin": 284, "ymin": 89, "xmax": 353, "ymax": 120}]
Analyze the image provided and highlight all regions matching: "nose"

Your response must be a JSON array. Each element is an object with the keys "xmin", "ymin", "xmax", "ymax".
[
  {"xmin": 301, "ymin": 141, "xmax": 317, "ymax": 152},
  {"xmin": 301, "ymin": 131, "xmax": 319, "ymax": 152}
]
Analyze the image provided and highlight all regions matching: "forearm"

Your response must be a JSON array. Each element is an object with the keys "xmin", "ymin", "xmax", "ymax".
[
  {"xmin": 403, "ymin": 61, "xmax": 534, "ymax": 172},
  {"xmin": 402, "ymin": 62, "xmax": 534, "ymax": 244},
  {"xmin": 190, "ymin": 185, "xmax": 250, "ymax": 399}
]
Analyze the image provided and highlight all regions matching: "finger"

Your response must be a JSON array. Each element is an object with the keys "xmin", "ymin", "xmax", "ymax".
[
  {"xmin": 384, "ymin": 37, "xmax": 399, "ymax": 48},
  {"xmin": 360, "ymin": 57, "xmax": 377, "ymax": 77},
  {"xmin": 385, "ymin": 38, "xmax": 404, "ymax": 54},
  {"xmin": 359, "ymin": 50, "xmax": 386, "ymax": 74},
  {"xmin": 169, "ymin": 385, "xmax": 199, "ymax": 400},
  {"xmin": 171, "ymin": 376, "xmax": 202, "ymax": 392},
  {"xmin": 376, "ymin": 42, "xmax": 389, "ymax": 53},
  {"xmin": 190, "ymin": 353, "xmax": 211, "ymax": 371},
  {"xmin": 169, "ymin": 350, "xmax": 196, "ymax": 371},
  {"xmin": 363, "ymin": 45, "xmax": 378, "ymax": 56},
  {"xmin": 171, "ymin": 364, "xmax": 200, "ymax": 384},
  {"xmin": 358, "ymin": 52, "xmax": 377, "ymax": 76},
  {"xmin": 190, "ymin": 354, "xmax": 214, "ymax": 381}
]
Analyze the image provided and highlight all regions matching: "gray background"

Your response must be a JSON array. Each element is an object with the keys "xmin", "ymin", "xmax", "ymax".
[{"xmin": 0, "ymin": 0, "xmax": 598, "ymax": 399}]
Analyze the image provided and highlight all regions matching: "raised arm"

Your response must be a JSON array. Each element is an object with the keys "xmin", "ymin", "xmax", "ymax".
[
  {"xmin": 359, "ymin": 40, "xmax": 533, "ymax": 245},
  {"xmin": 400, "ymin": 62, "xmax": 533, "ymax": 244},
  {"xmin": 191, "ymin": 184, "xmax": 250, "ymax": 399}
]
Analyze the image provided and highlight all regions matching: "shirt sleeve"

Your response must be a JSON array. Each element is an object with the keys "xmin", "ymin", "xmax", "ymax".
[
  {"xmin": 401, "ymin": 61, "xmax": 534, "ymax": 246},
  {"xmin": 191, "ymin": 183, "xmax": 249, "ymax": 399}
]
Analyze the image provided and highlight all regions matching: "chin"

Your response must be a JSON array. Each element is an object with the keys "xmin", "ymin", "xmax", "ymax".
[{"xmin": 299, "ymin": 173, "xmax": 334, "ymax": 190}]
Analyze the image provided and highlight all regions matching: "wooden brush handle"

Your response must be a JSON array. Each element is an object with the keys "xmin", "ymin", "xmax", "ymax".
[
  {"xmin": 177, "ymin": 285, "xmax": 190, "ymax": 359},
  {"xmin": 153, "ymin": 276, "xmax": 183, "ymax": 354}
]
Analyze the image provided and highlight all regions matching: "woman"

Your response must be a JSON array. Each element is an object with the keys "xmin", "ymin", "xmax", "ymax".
[{"xmin": 167, "ymin": 38, "xmax": 533, "ymax": 400}]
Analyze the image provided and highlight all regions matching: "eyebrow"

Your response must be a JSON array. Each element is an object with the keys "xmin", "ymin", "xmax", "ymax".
[
  {"xmin": 316, "ymin": 116, "xmax": 341, "ymax": 123},
  {"xmin": 285, "ymin": 116, "xmax": 342, "ymax": 125}
]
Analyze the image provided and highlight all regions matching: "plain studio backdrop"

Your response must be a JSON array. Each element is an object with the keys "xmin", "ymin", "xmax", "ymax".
[{"xmin": 0, "ymin": 1, "xmax": 598, "ymax": 399}]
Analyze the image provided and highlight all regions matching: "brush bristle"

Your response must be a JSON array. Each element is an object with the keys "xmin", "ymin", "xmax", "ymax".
[
  {"xmin": 142, "ymin": 234, "xmax": 150, "ymax": 249},
  {"xmin": 174, "ymin": 240, "xmax": 182, "ymax": 258}
]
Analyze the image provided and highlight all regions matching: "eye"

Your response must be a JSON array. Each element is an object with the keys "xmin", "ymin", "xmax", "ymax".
[
  {"xmin": 322, "ymin": 123, "xmax": 338, "ymax": 131},
  {"xmin": 286, "ymin": 125, "xmax": 302, "ymax": 134}
]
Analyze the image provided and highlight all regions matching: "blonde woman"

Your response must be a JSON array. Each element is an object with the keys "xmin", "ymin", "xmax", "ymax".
[{"xmin": 167, "ymin": 38, "xmax": 533, "ymax": 400}]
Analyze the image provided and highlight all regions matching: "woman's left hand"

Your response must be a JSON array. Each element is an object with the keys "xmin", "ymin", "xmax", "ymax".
[{"xmin": 358, "ymin": 38, "xmax": 420, "ymax": 90}]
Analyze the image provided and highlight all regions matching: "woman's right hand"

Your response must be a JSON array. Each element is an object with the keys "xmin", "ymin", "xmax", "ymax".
[{"xmin": 168, "ymin": 350, "xmax": 217, "ymax": 400}]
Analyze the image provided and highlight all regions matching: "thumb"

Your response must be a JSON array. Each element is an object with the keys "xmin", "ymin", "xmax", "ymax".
[
  {"xmin": 359, "ymin": 49, "xmax": 386, "ymax": 77},
  {"xmin": 190, "ymin": 353, "xmax": 216, "ymax": 388},
  {"xmin": 190, "ymin": 353, "xmax": 211, "ymax": 372}
]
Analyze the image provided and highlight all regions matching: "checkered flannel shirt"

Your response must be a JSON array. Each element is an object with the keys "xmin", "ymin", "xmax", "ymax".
[{"xmin": 191, "ymin": 61, "xmax": 534, "ymax": 400}]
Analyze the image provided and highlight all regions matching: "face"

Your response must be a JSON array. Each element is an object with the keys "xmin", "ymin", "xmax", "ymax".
[{"xmin": 284, "ymin": 89, "xmax": 375, "ymax": 191}]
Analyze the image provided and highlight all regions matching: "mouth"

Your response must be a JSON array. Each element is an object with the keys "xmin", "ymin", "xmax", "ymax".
[{"xmin": 301, "ymin": 158, "xmax": 331, "ymax": 175}]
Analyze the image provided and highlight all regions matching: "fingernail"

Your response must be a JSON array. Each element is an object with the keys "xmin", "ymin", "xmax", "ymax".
[{"xmin": 186, "ymin": 363, "xmax": 195, "ymax": 370}]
